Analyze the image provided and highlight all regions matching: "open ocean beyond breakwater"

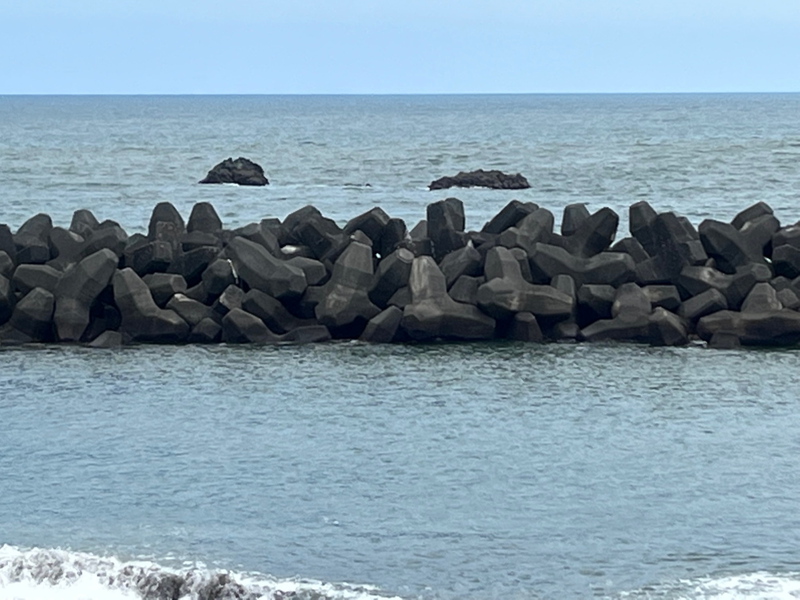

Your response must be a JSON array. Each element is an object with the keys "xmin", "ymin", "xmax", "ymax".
[{"xmin": 2, "ymin": 94, "xmax": 800, "ymax": 600}]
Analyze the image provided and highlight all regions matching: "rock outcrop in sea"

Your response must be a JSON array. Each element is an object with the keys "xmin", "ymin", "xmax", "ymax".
[
  {"xmin": 1, "ymin": 198, "xmax": 798, "ymax": 349},
  {"xmin": 428, "ymin": 169, "xmax": 531, "ymax": 190},
  {"xmin": 199, "ymin": 157, "xmax": 269, "ymax": 186}
]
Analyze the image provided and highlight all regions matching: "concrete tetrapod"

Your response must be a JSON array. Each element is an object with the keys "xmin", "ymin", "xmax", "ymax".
[
  {"xmin": 697, "ymin": 309, "xmax": 800, "ymax": 346},
  {"xmin": 476, "ymin": 247, "xmax": 574, "ymax": 320},
  {"xmin": 401, "ymin": 256, "xmax": 495, "ymax": 340},
  {"xmin": 113, "ymin": 268, "xmax": 189, "ymax": 343},
  {"xmin": 54, "ymin": 248, "xmax": 119, "ymax": 342},
  {"xmin": 315, "ymin": 241, "xmax": 381, "ymax": 338},
  {"xmin": 529, "ymin": 243, "xmax": 636, "ymax": 287},
  {"xmin": 227, "ymin": 236, "xmax": 307, "ymax": 300}
]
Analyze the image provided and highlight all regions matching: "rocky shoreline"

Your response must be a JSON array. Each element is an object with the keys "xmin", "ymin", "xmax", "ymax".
[{"xmin": 0, "ymin": 197, "xmax": 798, "ymax": 349}]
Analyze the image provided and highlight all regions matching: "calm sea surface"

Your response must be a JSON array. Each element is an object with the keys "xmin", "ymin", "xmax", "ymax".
[{"xmin": 1, "ymin": 94, "xmax": 800, "ymax": 600}]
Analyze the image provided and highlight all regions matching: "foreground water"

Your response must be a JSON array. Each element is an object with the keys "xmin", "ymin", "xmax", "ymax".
[
  {"xmin": 2, "ymin": 342, "xmax": 800, "ymax": 599},
  {"xmin": 2, "ymin": 94, "xmax": 800, "ymax": 599}
]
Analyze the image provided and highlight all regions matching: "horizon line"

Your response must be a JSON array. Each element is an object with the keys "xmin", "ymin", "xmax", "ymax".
[{"xmin": 2, "ymin": 90, "xmax": 799, "ymax": 97}]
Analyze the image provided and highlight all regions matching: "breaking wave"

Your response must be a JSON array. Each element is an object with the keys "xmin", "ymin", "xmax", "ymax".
[
  {"xmin": 0, "ymin": 546, "xmax": 402, "ymax": 600},
  {"xmin": 616, "ymin": 571, "xmax": 800, "ymax": 600}
]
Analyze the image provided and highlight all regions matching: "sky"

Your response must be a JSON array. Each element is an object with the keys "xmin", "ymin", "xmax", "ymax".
[{"xmin": 2, "ymin": 0, "xmax": 798, "ymax": 94}]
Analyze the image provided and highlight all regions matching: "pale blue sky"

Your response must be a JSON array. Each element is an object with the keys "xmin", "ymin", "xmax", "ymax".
[{"xmin": 2, "ymin": 0, "xmax": 798, "ymax": 94}]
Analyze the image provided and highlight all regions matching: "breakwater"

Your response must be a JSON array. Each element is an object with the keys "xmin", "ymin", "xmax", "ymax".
[{"xmin": 0, "ymin": 198, "xmax": 798, "ymax": 348}]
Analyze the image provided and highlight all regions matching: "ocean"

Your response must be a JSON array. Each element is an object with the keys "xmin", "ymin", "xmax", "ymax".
[{"xmin": 1, "ymin": 94, "xmax": 800, "ymax": 600}]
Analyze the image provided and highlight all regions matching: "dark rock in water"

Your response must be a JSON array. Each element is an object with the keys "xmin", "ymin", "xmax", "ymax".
[
  {"xmin": 428, "ymin": 169, "xmax": 530, "ymax": 190},
  {"xmin": 199, "ymin": 157, "xmax": 269, "ymax": 186}
]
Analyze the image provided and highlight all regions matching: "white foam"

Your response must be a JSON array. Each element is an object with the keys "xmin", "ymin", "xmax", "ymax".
[
  {"xmin": 0, "ymin": 546, "xmax": 402, "ymax": 600},
  {"xmin": 617, "ymin": 571, "xmax": 800, "ymax": 600}
]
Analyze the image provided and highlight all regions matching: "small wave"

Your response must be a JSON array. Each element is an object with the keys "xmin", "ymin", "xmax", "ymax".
[
  {"xmin": 615, "ymin": 571, "xmax": 800, "ymax": 599},
  {"xmin": 0, "ymin": 546, "xmax": 402, "ymax": 600}
]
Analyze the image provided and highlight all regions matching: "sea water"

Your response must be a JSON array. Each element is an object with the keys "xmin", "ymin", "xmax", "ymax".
[{"xmin": 1, "ymin": 94, "xmax": 800, "ymax": 600}]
